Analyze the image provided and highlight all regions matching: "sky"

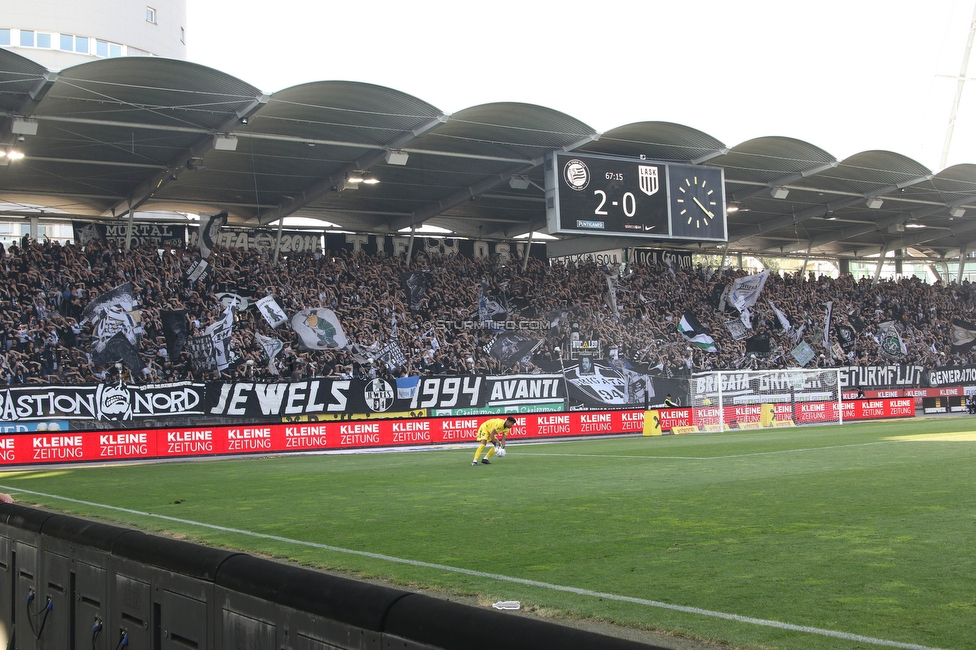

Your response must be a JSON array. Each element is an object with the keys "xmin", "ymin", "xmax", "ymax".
[{"xmin": 185, "ymin": 0, "xmax": 976, "ymax": 172}]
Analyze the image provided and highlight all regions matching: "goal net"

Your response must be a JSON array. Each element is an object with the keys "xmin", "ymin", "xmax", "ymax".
[{"xmin": 687, "ymin": 368, "xmax": 843, "ymax": 432}]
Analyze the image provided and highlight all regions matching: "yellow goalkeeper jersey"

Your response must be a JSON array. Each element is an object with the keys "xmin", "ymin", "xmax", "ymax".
[{"xmin": 476, "ymin": 418, "xmax": 511, "ymax": 442}]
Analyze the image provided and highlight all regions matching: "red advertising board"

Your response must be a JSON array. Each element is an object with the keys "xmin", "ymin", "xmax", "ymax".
[
  {"xmin": 0, "ymin": 400, "xmax": 910, "ymax": 466},
  {"xmin": 842, "ymin": 386, "xmax": 964, "ymax": 408},
  {"xmin": 654, "ymin": 397, "xmax": 915, "ymax": 430}
]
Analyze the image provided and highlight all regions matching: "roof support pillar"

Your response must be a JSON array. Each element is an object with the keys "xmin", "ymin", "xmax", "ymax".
[
  {"xmin": 273, "ymin": 217, "xmax": 285, "ymax": 266},
  {"xmin": 718, "ymin": 242, "xmax": 729, "ymax": 274},
  {"xmin": 958, "ymin": 244, "xmax": 967, "ymax": 284},
  {"xmin": 800, "ymin": 244, "xmax": 812, "ymax": 277},
  {"xmin": 522, "ymin": 228, "xmax": 534, "ymax": 272},
  {"xmin": 873, "ymin": 246, "xmax": 888, "ymax": 286},
  {"xmin": 125, "ymin": 201, "xmax": 135, "ymax": 252}
]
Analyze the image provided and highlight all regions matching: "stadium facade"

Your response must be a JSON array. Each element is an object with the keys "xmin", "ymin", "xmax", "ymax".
[{"xmin": 0, "ymin": 0, "xmax": 186, "ymax": 70}]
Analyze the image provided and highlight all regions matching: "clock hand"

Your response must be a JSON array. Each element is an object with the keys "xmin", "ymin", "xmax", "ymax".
[{"xmin": 693, "ymin": 197, "xmax": 714, "ymax": 219}]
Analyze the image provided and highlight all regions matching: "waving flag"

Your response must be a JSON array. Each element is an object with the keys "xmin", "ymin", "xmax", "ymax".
[
  {"xmin": 678, "ymin": 311, "xmax": 717, "ymax": 353},
  {"xmin": 951, "ymin": 318, "xmax": 976, "ymax": 352},
  {"xmin": 291, "ymin": 309, "xmax": 348, "ymax": 350},
  {"xmin": 728, "ymin": 270, "xmax": 770, "ymax": 312},
  {"xmin": 200, "ymin": 211, "xmax": 227, "ymax": 259}
]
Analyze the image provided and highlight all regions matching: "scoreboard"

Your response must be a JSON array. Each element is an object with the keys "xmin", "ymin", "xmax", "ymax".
[{"xmin": 545, "ymin": 152, "xmax": 728, "ymax": 242}]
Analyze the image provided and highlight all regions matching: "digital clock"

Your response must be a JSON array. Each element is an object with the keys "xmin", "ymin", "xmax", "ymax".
[{"xmin": 545, "ymin": 153, "xmax": 727, "ymax": 242}]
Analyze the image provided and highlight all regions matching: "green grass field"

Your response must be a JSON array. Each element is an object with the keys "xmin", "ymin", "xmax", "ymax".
[{"xmin": 1, "ymin": 418, "xmax": 974, "ymax": 650}]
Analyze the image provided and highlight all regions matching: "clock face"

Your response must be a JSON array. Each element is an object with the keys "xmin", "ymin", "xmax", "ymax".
[
  {"xmin": 676, "ymin": 175, "xmax": 718, "ymax": 230},
  {"xmin": 668, "ymin": 165, "xmax": 726, "ymax": 240}
]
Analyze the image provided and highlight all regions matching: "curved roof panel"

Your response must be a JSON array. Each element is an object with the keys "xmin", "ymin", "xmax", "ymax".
[
  {"xmin": 580, "ymin": 121, "xmax": 727, "ymax": 163},
  {"xmin": 1, "ymin": 50, "xmax": 975, "ymax": 261}
]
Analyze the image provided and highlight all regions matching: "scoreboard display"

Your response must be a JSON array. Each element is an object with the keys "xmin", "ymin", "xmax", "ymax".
[{"xmin": 545, "ymin": 152, "xmax": 728, "ymax": 242}]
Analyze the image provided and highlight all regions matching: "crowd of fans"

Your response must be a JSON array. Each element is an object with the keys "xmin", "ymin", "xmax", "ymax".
[{"xmin": 1, "ymin": 233, "xmax": 975, "ymax": 386}]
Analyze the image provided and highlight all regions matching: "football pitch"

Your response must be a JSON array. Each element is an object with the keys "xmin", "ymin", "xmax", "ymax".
[{"xmin": 1, "ymin": 417, "xmax": 974, "ymax": 650}]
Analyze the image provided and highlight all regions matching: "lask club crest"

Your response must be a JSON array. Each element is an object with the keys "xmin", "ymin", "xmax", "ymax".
[{"xmin": 638, "ymin": 165, "xmax": 659, "ymax": 196}]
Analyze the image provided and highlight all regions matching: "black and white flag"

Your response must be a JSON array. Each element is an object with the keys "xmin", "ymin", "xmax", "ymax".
[
  {"xmin": 835, "ymin": 324, "xmax": 857, "ymax": 350},
  {"xmin": 200, "ymin": 211, "xmax": 227, "ymax": 259},
  {"xmin": 490, "ymin": 332, "xmax": 543, "ymax": 367},
  {"xmin": 769, "ymin": 300, "xmax": 791, "ymax": 334},
  {"xmin": 823, "ymin": 301, "xmax": 834, "ymax": 350},
  {"xmin": 187, "ymin": 334, "xmax": 217, "ymax": 373},
  {"xmin": 183, "ymin": 258, "xmax": 210, "ymax": 284},
  {"xmin": 745, "ymin": 333, "xmax": 771, "ymax": 358},
  {"xmin": 92, "ymin": 331, "xmax": 144, "ymax": 373},
  {"xmin": 378, "ymin": 340, "xmax": 409, "ymax": 369},
  {"xmin": 254, "ymin": 332, "xmax": 283, "ymax": 375},
  {"xmin": 256, "ymin": 295, "xmax": 288, "ymax": 328},
  {"xmin": 725, "ymin": 318, "xmax": 749, "ymax": 340},
  {"xmin": 206, "ymin": 306, "xmax": 237, "ymax": 371},
  {"xmin": 951, "ymin": 319, "xmax": 976, "ymax": 352},
  {"xmin": 403, "ymin": 272, "xmax": 430, "ymax": 312},
  {"xmin": 160, "ymin": 310, "xmax": 188, "ymax": 359},
  {"xmin": 878, "ymin": 321, "xmax": 907, "ymax": 360},
  {"xmin": 83, "ymin": 282, "xmax": 143, "ymax": 357}
]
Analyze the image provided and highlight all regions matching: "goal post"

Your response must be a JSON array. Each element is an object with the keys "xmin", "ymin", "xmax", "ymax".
[{"xmin": 687, "ymin": 368, "xmax": 844, "ymax": 432}]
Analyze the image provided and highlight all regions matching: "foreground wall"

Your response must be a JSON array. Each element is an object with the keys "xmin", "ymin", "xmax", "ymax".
[{"xmin": 0, "ymin": 502, "xmax": 667, "ymax": 650}]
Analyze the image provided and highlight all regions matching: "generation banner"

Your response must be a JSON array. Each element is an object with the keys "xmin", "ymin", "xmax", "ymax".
[
  {"xmin": 72, "ymin": 221, "xmax": 187, "ymax": 249},
  {"xmin": 926, "ymin": 365, "xmax": 976, "ymax": 387}
]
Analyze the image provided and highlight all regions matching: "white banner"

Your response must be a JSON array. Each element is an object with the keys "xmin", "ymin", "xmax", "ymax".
[
  {"xmin": 256, "ymin": 295, "xmax": 288, "ymax": 328},
  {"xmin": 728, "ymin": 270, "xmax": 770, "ymax": 312},
  {"xmin": 291, "ymin": 309, "xmax": 348, "ymax": 350}
]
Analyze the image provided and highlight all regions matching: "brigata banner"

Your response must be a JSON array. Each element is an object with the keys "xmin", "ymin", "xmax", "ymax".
[
  {"xmin": 0, "ymin": 382, "xmax": 205, "ymax": 422},
  {"xmin": 0, "ymin": 410, "xmax": 646, "ymax": 465}
]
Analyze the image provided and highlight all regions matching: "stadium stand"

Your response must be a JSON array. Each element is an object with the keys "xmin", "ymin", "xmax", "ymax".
[{"xmin": 0, "ymin": 235, "xmax": 972, "ymax": 387}]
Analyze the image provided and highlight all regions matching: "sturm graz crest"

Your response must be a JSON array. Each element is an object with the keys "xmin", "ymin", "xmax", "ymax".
[
  {"xmin": 562, "ymin": 159, "xmax": 589, "ymax": 191},
  {"xmin": 364, "ymin": 379, "xmax": 395, "ymax": 412}
]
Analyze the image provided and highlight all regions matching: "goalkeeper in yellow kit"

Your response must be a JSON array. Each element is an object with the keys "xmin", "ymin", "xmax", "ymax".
[{"xmin": 471, "ymin": 416, "xmax": 516, "ymax": 465}]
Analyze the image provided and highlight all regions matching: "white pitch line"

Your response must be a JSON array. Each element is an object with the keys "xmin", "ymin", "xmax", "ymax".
[
  {"xmin": 0, "ymin": 485, "xmax": 943, "ymax": 650},
  {"xmin": 523, "ymin": 440, "xmax": 895, "ymax": 461}
]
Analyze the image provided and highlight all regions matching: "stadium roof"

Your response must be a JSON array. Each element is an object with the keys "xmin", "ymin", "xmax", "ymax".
[{"xmin": 2, "ymin": 48, "xmax": 976, "ymax": 263}]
